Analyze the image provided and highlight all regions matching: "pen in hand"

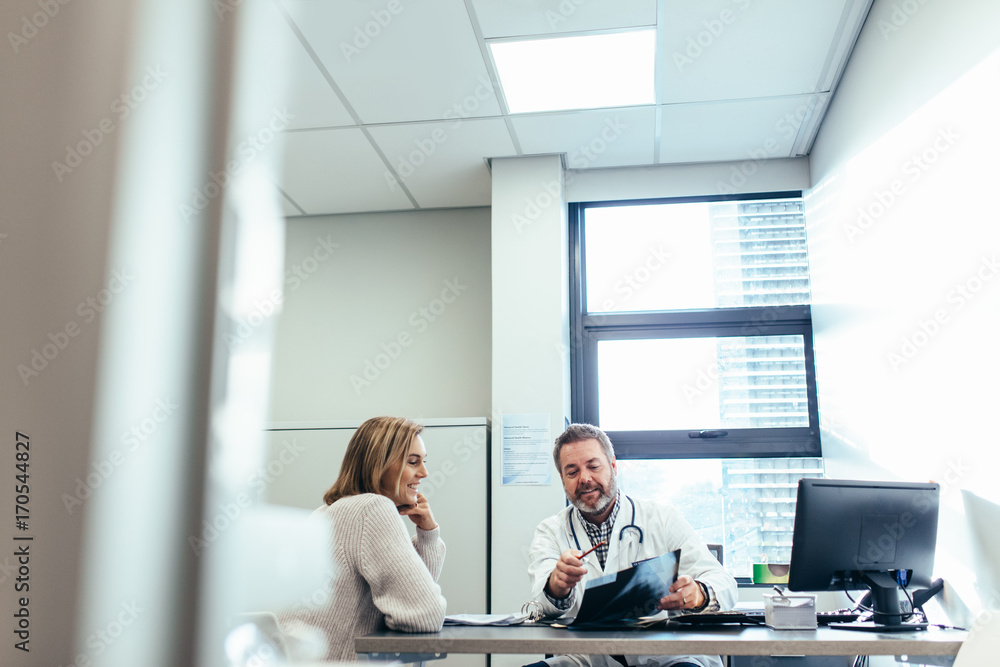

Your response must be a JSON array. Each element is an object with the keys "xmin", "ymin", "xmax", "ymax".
[{"xmin": 578, "ymin": 540, "xmax": 607, "ymax": 559}]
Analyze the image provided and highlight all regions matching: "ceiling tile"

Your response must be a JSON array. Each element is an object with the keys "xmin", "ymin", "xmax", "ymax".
[
  {"xmin": 284, "ymin": 0, "xmax": 502, "ymax": 124},
  {"xmin": 270, "ymin": 1, "xmax": 355, "ymax": 130},
  {"xmin": 661, "ymin": 0, "xmax": 853, "ymax": 103},
  {"xmin": 368, "ymin": 118, "xmax": 516, "ymax": 208},
  {"xmin": 511, "ymin": 107, "xmax": 656, "ymax": 169},
  {"xmin": 658, "ymin": 95, "xmax": 818, "ymax": 163},
  {"xmin": 277, "ymin": 188, "xmax": 305, "ymax": 217},
  {"xmin": 471, "ymin": 0, "xmax": 656, "ymax": 38},
  {"xmin": 279, "ymin": 128, "xmax": 414, "ymax": 215}
]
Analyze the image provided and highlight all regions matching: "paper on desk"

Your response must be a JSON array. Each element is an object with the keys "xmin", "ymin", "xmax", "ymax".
[{"xmin": 444, "ymin": 613, "xmax": 529, "ymax": 626}]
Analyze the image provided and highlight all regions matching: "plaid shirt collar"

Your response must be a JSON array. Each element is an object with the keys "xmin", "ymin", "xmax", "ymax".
[{"xmin": 579, "ymin": 490, "xmax": 621, "ymax": 569}]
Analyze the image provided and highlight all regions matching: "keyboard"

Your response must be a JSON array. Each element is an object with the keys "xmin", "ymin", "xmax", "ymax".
[
  {"xmin": 670, "ymin": 610, "xmax": 862, "ymax": 626},
  {"xmin": 817, "ymin": 611, "xmax": 862, "ymax": 625},
  {"xmin": 670, "ymin": 610, "xmax": 765, "ymax": 625}
]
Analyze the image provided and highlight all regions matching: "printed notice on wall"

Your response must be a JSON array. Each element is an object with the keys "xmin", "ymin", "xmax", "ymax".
[{"xmin": 501, "ymin": 413, "xmax": 551, "ymax": 485}]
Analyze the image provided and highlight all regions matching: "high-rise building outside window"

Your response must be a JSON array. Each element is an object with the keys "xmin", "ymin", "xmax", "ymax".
[{"xmin": 569, "ymin": 193, "xmax": 823, "ymax": 579}]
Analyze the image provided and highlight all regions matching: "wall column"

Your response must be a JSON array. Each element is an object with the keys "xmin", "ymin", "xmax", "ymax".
[{"xmin": 490, "ymin": 155, "xmax": 571, "ymax": 666}]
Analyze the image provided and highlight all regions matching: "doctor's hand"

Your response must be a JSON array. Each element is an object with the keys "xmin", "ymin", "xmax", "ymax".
[
  {"xmin": 657, "ymin": 575, "xmax": 705, "ymax": 612},
  {"xmin": 397, "ymin": 492, "xmax": 438, "ymax": 532},
  {"xmin": 545, "ymin": 549, "xmax": 589, "ymax": 599}
]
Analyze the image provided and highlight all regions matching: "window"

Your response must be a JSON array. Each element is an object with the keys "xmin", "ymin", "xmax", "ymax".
[
  {"xmin": 570, "ymin": 193, "xmax": 821, "ymax": 459},
  {"xmin": 570, "ymin": 193, "xmax": 824, "ymax": 579},
  {"xmin": 616, "ymin": 457, "xmax": 825, "ymax": 579}
]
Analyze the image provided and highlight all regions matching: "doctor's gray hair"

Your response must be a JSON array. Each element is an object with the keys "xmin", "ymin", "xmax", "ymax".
[{"xmin": 553, "ymin": 423, "xmax": 616, "ymax": 473}]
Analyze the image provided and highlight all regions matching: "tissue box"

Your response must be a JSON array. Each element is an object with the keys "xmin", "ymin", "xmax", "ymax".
[{"xmin": 763, "ymin": 593, "xmax": 817, "ymax": 630}]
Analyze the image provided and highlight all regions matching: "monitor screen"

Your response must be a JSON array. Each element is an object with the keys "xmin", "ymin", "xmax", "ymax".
[{"xmin": 787, "ymin": 478, "xmax": 939, "ymax": 628}]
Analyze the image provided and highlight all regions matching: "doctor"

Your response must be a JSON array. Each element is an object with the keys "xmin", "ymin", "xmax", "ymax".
[{"xmin": 527, "ymin": 423, "xmax": 737, "ymax": 667}]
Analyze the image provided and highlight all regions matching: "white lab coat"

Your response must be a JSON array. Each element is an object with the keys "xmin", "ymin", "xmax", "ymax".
[{"xmin": 527, "ymin": 496, "xmax": 737, "ymax": 667}]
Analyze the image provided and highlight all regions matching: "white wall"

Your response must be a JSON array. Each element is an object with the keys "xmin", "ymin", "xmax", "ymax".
[
  {"xmin": 566, "ymin": 157, "xmax": 810, "ymax": 202},
  {"xmin": 806, "ymin": 0, "xmax": 1000, "ymax": 623},
  {"xmin": 267, "ymin": 207, "xmax": 492, "ymax": 422},
  {"xmin": 490, "ymin": 155, "xmax": 572, "ymax": 667}
]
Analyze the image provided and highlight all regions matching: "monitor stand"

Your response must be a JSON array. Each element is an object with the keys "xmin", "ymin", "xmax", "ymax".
[{"xmin": 829, "ymin": 572, "xmax": 926, "ymax": 632}]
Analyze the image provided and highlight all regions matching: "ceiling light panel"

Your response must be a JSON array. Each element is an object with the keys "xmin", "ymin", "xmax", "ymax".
[{"xmin": 490, "ymin": 30, "xmax": 656, "ymax": 114}]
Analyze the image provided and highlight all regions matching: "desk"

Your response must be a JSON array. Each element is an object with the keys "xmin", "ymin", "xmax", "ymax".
[{"xmin": 356, "ymin": 624, "xmax": 966, "ymax": 659}]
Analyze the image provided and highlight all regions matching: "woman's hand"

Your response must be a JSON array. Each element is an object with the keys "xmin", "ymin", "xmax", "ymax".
[{"xmin": 397, "ymin": 492, "xmax": 438, "ymax": 531}]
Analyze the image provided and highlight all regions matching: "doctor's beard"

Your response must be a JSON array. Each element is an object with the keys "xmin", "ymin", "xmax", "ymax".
[{"xmin": 571, "ymin": 472, "xmax": 618, "ymax": 519}]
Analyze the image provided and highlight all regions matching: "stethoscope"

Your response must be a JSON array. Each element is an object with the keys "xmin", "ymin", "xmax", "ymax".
[{"xmin": 568, "ymin": 494, "xmax": 644, "ymax": 555}]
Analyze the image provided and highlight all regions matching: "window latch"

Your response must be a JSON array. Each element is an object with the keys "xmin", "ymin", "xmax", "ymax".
[{"xmin": 689, "ymin": 430, "xmax": 729, "ymax": 439}]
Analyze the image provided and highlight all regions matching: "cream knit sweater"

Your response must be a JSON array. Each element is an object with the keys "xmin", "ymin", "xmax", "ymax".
[{"xmin": 276, "ymin": 493, "xmax": 447, "ymax": 661}]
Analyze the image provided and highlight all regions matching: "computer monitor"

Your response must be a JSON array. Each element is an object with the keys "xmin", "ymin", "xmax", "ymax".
[{"xmin": 787, "ymin": 478, "xmax": 940, "ymax": 629}]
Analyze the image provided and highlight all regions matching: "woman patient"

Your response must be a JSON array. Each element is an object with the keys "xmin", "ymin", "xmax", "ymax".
[{"xmin": 277, "ymin": 416, "xmax": 446, "ymax": 661}]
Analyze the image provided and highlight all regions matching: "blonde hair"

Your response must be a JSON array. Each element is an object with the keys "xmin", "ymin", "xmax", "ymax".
[{"xmin": 323, "ymin": 416, "xmax": 424, "ymax": 505}]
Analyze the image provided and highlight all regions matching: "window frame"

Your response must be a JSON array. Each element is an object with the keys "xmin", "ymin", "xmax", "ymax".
[{"xmin": 568, "ymin": 192, "xmax": 821, "ymax": 460}]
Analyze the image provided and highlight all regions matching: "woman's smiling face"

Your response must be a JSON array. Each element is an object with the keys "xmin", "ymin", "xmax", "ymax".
[{"xmin": 381, "ymin": 434, "xmax": 428, "ymax": 507}]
